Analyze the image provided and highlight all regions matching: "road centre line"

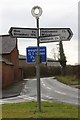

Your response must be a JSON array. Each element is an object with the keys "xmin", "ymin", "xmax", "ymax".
[
  {"xmin": 55, "ymin": 90, "xmax": 66, "ymax": 95},
  {"xmin": 46, "ymin": 96, "xmax": 53, "ymax": 100},
  {"xmin": 23, "ymin": 96, "xmax": 36, "ymax": 100},
  {"xmin": 42, "ymin": 83, "xmax": 46, "ymax": 87},
  {"xmin": 47, "ymin": 87, "xmax": 51, "ymax": 90}
]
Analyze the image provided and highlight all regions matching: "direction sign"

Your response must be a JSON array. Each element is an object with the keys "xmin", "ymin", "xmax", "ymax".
[
  {"xmin": 39, "ymin": 36, "xmax": 60, "ymax": 43},
  {"xmin": 26, "ymin": 46, "xmax": 46, "ymax": 63},
  {"xmin": 40, "ymin": 28, "xmax": 73, "ymax": 42},
  {"xmin": 9, "ymin": 27, "xmax": 37, "ymax": 38}
]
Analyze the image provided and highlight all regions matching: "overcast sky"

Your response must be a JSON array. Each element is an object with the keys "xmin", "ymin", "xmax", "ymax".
[{"xmin": 0, "ymin": 0, "xmax": 79, "ymax": 65}]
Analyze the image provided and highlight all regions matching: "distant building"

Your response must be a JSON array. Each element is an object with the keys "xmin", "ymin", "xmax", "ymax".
[
  {"xmin": 0, "ymin": 35, "xmax": 22, "ymax": 89},
  {"xmin": 47, "ymin": 58, "xmax": 61, "ymax": 67},
  {"xmin": 19, "ymin": 54, "xmax": 60, "ymax": 68}
]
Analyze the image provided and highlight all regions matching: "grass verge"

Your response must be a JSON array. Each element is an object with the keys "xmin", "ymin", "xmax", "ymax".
[
  {"xmin": 1, "ymin": 102, "xmax": 79, "ymax": 118},
  {"xmin": 56, "ymin": 76, "xmax": 79, "ymax": 86}
]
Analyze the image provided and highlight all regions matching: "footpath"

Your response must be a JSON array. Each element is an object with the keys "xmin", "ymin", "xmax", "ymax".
[{"xmin": 2, "ymin": 80, "xmax": 26, "ymax": 99}]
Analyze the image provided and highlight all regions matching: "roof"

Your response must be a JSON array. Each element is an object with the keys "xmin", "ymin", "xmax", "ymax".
[
  {"xmin": 19, "ymin": 54, "xmax": 59, "ymax": 62},
  {"xmin": 0, "ymin": 55, "xmax": 13, "ymax": 65},
  {"xmin": 0, "ymin": 35, "xmax": 17, "ymax": 54},
  {"xmin": 19, "ymin": 55, "xmax": 61, "ymax": 66},
  {"xmin": 47, "ymin": 58, "xmax": 59, "ymax": 62},
  {"xmin": 19, "ymin": 55, "xmax": 26, "ymax": 60}
]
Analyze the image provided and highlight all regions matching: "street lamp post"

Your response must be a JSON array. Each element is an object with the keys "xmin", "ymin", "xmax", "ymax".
[{"xmin": 31, "ymin": 6, "xmax": 42, "ymax": 112}]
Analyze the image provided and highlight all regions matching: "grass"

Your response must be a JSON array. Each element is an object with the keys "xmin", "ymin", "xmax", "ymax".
[
  {"xmin": 56, "ymin": 76, "xmax": 79, "ymax": 86},
  {"xmin": 1, "ymin": 102, "xmax": 79, "ymax": 118}
]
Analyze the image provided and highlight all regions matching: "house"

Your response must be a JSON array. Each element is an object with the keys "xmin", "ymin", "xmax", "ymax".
[{"xmin": 0, "ymin": 35, "xmax": 22, "ymax": 88}]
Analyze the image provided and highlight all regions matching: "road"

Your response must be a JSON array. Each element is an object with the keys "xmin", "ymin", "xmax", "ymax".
[{"xmin": 0, "ymin": 77, "xmax": 79, "ymax": 105}]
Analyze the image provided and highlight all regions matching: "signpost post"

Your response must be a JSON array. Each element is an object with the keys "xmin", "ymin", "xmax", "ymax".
[{"xmin": 31, "ymin": 6, "xmax": 42, "ymax": 112}]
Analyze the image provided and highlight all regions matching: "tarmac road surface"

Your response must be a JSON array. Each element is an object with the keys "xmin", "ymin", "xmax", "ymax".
[{"xmin": 0, "ymin": 77, "xmax": 79, "ymax": 105}]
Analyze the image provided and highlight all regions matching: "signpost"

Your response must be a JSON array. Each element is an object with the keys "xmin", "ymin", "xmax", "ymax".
[
  {"xmin": 40, "ymin": 28, "xmax": 73, "ymax": 42},
  {"xmin": 9, "ymin": 5, "xmax": 73, "ymax": 113},
  {"xmin": 39, "ymin": 36, "xmax": 60, "ymax": 43},
  {"xmin": 26, "ymin": 46, "xmax": 46, "ymax": 63},
  {"xmin": 9, "ymin": 27, "xmax": 37, "ymax": 38}
]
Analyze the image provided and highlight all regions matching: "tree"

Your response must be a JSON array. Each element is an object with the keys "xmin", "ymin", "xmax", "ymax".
[
  {"xmin": 51, "ymin": 48, "xmax": 58, "ymax": 60},
  {"xmin": 58, "ymin": 41, "xmax": 67, "ymax": 75}
]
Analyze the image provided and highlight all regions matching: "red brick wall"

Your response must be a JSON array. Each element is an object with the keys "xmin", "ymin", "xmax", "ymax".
[
  {"xmin": 2, "ymin": 47, "xmax": 23, "ymax": 88},
  {"xmin": 2, "ymin": 48, "xmax": 20, "ymax": 82},
  {"xmin": 2, "ymin": 62, "xmax": 14, "ymax": 89},
  {"xmin": 11, "ymin": 48, "xmax": 19, "ymax": 81},
  {"xmin": 2, "ymin": 54, "xmax": 11, "ymax": 62},
  {"xmin": 0, "ymin": 63, "xmax": 2, "ymax": 89},
  {"xmin": 11, "ymin": 48, "xmax": 19, "ymax": 67},
  {"xmin": 18, "ymin": 68, "xmax": 23, "ymax": 81}
]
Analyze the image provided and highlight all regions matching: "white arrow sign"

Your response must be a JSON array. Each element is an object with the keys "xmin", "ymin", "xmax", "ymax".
[
  {"xmin": 9, "ymin": 27, "xmax": 37, "ymax": 38},
  {"xmin": 39, "ymin": 36, "xmax": 60, "ymax": 43},
  {"xmin": 40, "ymin": 28, "xmax": 73, "ymax": 42}
]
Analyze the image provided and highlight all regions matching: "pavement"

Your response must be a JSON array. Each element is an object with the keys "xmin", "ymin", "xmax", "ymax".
[
  {"xmin": 71, "ymin": 85, "xmax": 80, "ymax": 89},
  {"xmin": 2, "ymin": 80, "xmax": 26, "ymax": 99}
]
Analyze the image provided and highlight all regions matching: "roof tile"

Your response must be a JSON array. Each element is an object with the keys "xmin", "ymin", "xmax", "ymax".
[{"xmin": 0, "ymin": 35, "xmax": 17, "ymax": 54}]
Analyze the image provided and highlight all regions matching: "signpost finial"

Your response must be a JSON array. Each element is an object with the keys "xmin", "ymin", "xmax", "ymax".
[{"xmin": 31, "ymin": 6, "xmax": 42, "ymax": 18}]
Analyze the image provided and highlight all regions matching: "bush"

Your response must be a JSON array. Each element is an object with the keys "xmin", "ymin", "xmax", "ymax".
[
  {"xmin": 23, "ymin": 65, "xmax": 61, "ymax": 78},
  {"xmin": 65, "ymin": 65, "xmax": 80, "ymax": 79},
  {"xmin": 22, "ymin": 64, "xmax": 80, "ymax": 79},
  {"xmin": 23, "ymin": 66, "xmax": 36, "ymax": 78}
]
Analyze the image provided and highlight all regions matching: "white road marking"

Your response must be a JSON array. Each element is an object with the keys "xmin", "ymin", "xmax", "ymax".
[
  {"xmin": 43, "ymin": 83, "xmax": 46, "ymax": 87},
  {"xmin": 47, "ymin": 87, "xmax": 51, "ymax": 90},
  {"xmin": 23, "ymin": 96, "xmax": 37, "ymax": 100},
  {"xmin": 0, "ymin": 100, "xmax": 2, "ymax": 104},
  {"xmin": 46, "ymin": 96, "xmax": 53, "ymax": 100},
  {"xmin": 55, "ymin": 90, "xmax": 66, "ymax": 95},
  {"xmin": 41, "ymin": 81, "xmax": 44, "ymax": 83}
]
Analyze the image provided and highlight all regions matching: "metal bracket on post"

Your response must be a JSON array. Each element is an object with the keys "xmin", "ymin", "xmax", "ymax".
[{"xmin": 31, "ymin": 6, "xmax": 42, "ymax": 112}]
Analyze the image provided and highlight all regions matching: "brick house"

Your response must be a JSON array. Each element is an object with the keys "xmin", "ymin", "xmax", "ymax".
[{"xmin": 0, "ymin": 35, "xmax": 22, "ymax": 88}]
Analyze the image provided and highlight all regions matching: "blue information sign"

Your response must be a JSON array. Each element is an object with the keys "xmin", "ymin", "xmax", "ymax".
[{"xmin": 26, "ymin": 46, "xmax": 46, "ymax": 63}]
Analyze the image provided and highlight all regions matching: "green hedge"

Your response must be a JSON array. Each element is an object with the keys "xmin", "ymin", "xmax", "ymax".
[
  {"xmin": 23, "ymin": 65, "xmax": 61, "ymax": 78},
  {"xmin": 22, "ymin": 65, "xmax": 80, "ymax": 79}
]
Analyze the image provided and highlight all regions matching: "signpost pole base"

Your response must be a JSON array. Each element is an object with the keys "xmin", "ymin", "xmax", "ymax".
[
  {"xmin": 36, "ymin": 60, "xmax": 41, "ymax": 112},
  {"xmin": 36, "ymin": 18, "xmax": 41, "ymax": 112}
]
